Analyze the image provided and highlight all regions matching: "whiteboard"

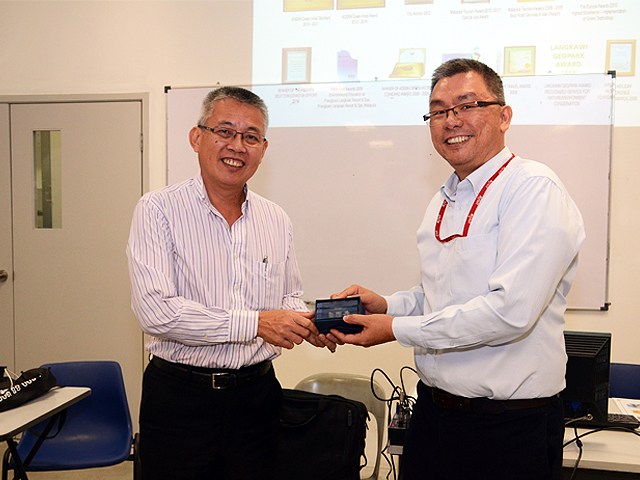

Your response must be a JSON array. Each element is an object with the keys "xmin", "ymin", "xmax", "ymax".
[{"xmin": 167, "ymin": 74, "xmax": 613, "ymax": 310}]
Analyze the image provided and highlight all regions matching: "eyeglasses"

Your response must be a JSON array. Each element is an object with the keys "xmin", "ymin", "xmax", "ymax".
[
  {"xmin": 198, "ymin": 125, "xmax": 266, "ymax": 147},
  {"xmin": 423, "ymin": 101, "xmax": 504, "ymax": 126}
]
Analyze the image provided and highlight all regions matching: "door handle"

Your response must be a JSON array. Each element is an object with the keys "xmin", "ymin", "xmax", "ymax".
[{"xmin": 0, "ymin": 270, "xmax": 8, "ymax": 282}]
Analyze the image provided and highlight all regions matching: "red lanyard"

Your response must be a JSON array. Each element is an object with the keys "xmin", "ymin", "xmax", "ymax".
[{"xmin": 435, "ymin": 154, "xmax": 515, "ymax": 243}]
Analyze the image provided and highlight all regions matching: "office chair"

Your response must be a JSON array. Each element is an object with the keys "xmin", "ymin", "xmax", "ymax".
[
  {"xmin": 610, "ymin": 362, "xmax": 640, "ymax": 400},
  {"xmin": 2, "ymin": 361, "xmax": 139, "ymax": 479},
  {"xmin": 295, "ymin": 373, "xmax": 386, "ymax": 480}
]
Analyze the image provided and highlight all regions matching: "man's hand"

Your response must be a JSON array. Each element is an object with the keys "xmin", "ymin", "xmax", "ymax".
[
  {"xmin": 324, "ymin": 313, "xmax": 396, "ymax": 348},
  {"xmin": 298, "ymin": 311, "xmax": 338, "ymax": 352},
  {"xmin": 331, "ymin": 284, "xmax": 388, "ymax": 315},
  {"xmin": 257, "ymin": 310, "xmax": 335, "ymax": 351}
]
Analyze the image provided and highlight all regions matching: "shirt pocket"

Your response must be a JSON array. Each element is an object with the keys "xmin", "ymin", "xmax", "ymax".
[
  {"xmin": 251, "ymin": 260, "xmax": 286, "ymax": 311},
  {"xmin": 450, "ymin": 231, "xmax": 498, "ymax": 297}
]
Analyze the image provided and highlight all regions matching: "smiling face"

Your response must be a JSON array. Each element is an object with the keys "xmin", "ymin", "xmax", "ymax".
[
  {"xmin": 429, "ymin": 71, "xmax": 512, "ymax": 180},
  {"xmin": 189, "ymin": 98, "xmax": 268, "ymax": 198}
]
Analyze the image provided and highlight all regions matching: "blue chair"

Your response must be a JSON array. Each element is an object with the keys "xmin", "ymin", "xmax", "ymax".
[
  {"xmin": 2, "ymin": 361, "xmax": 138, "ymax": 479},
  {"xmin": 610, "ymin": 362, "xmax": 640, "ymax": 399}
]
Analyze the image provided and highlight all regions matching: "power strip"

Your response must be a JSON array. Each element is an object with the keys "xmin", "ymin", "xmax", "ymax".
[{"xmin": 388, "ymin": 411, "xmax": 410, "ymax": 447}]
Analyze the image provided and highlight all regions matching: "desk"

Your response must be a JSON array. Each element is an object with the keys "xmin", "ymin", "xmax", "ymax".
[
  {"xmin": 0, "ymin": 387, "xmax": 91, "ymax": 480},
  {"xmin": 385, "ymin": 398, "xmax": 640, "ymax": 479},
  {"xmin": 563, "ymin": 429, "xmax": 640, "ymax": 478},
  {"xmin": 563, "ymin": 398, "xmax": 640, "ymax": 479}
]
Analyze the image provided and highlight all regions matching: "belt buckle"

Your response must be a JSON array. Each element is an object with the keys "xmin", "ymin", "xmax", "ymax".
[{"xmin": 212, "ymin": 373, "xmax": 227, "ymax": 389}]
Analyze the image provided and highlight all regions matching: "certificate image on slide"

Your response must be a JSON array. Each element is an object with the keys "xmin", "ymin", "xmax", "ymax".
[
  {"xmin": 282, "ymin": 48, "xmax": 312, "ymax": 84},
  {"xmin": 504, "ymin": 46, "xmax": 536, "ymax": 76},
  {"xmin": 337, "ymin": 0, "xmax": 385, "ymax": 9},
  {"xmin": 283, "ymin": 0, "xmax": 334, "ymax": 12},
  {"xmin": 389, "ymin": 48, "xmax": 426, "ymax": 78},
  {"xmin": 606, "ymin": 40, "xmax": 636, "ymax": 76}
]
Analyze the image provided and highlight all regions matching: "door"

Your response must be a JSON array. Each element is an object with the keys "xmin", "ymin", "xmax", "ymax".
[
  {"xmin": 2, "ymin": 100, "xmax": 144, "ymax": 421},
  {"xmin": 0, "ymin": 104, "xmax": 14, "ymax": 370}
]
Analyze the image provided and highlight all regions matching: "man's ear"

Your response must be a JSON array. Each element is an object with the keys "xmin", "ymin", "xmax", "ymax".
[
  {"xmin": 258, "ymin": 138, "xmax": 269, "ymax": 165},
  {"xmin": 189, "ymin": 126, "xmax": 202, "ymax": 153},
  {"xmin": 500, "ymin": 105, "xmax": 513, "ymax": 133}
]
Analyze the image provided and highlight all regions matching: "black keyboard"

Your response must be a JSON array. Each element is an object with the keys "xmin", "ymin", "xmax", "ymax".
[{"xmin": 566, "ymin": 413, "xmax": 640, "ymax": 429}]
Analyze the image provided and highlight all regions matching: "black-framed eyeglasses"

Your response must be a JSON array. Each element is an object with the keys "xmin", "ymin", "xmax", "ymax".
[
  {"xmin": 198, "ymin": 124, "xmax": 266, "ymax": 147},
  {"xmin": 423, "ymin": 101, "xmax": 504, "ymax": 126}
]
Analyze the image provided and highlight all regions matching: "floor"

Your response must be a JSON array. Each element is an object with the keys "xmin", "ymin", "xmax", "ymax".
[
  {"xmin": 10, "ymin": 464, "xmax": 132, "ymax": 480},
  {"xmin": 0, "ymin": 443, "xmax": 133, "ymax": 479},
  {"xmin": 1, "ymin": 443, "xmax": 391, "ymax": 479}
]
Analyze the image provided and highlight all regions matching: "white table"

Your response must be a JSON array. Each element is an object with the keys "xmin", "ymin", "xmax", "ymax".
[
  {"xmin": 0, "ymin": 387, "xmax": 91, "ymax": 480},
  {"xmin": 563, "ymin": 398, "xmax": 640, "ymax": 477},
  {"xmin": 385, "ymin": 397, "xmax": 640, "ymax": 478}
]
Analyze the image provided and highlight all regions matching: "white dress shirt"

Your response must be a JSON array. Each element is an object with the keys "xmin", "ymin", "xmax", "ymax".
[
  {"xmin": 126, "ymin": 174, "xmax": 307, "ymax": 369},
  {"xmin": 388, "ymin": 147, "xmax": 585, "ymax": 400}
]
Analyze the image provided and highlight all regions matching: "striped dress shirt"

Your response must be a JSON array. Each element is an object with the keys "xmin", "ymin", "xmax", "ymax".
[{"xmin": 126, "ymin": 174, "xmax": 307, "ymax": 369}]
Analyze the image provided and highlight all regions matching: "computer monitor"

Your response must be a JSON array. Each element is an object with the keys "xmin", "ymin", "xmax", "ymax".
[{"xmin": 561, "ymin": 330, "xmax": 611, "ymax": 424}]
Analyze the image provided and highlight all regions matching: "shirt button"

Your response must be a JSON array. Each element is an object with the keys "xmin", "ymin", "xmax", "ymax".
[
  {"xmin": 235, "ymin": 285, "xmax": 240, "ymax": 291},
  {"xmin": 234, "ymin": 254, "xmax": 239, "ymax": 260}
]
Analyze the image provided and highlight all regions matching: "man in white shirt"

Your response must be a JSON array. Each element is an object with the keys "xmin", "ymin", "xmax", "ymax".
[
  {"xmin": 127, "ymin": 87, "xmax": 331, "ymax": 479},
  {"xmin": 328, "ymin": 59, "xmax": 585, "ymax": 479}
]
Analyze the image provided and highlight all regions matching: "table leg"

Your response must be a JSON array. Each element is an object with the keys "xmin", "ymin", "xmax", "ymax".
[
  {"xmin": 21, "ymin": 412, "xmax": 62, "ymax": 468},
  {"xmin": 3, "ymin": 411, "xmax": 63, "ymax": 480},
  {"xmin": 4, "ymin": 439, "xmax": 28, "ymax": 480}
]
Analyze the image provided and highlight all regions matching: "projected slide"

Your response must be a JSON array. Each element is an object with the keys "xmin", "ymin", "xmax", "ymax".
[
  {"xmin": 167, "ymin": 73, "xmax": 612, "ymax": 309},
  {"xmin": 253, "ymin": 0, "xmax": 639, "ymax": 126},
  {"xmin": 247, "ymin": 75, "xmax": 612, "ymax": 128}
]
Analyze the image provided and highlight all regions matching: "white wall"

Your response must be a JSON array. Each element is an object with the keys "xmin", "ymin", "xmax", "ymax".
[
  {"xmin": 1, "ymin": 0, "xmax": 254, "ymax": 193},
  {"xmin": 1, "ymin": 1, "xmax": 638, "ymax": 396}
]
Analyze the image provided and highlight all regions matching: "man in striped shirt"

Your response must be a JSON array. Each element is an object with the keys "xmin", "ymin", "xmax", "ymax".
[{"xmin": 127, "ymin": 87, "xmax": 331, "ymax": 479}]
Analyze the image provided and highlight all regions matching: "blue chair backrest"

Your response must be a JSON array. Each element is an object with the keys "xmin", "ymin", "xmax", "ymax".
[
  {"xmin": 610, "ymin": 363, "xmax": 640, "ymax": 400},
  {"xmin": 41, "ymin": 361, "xmax": 132, "ymax": 432},
  {"xmin": 12, "ymin": 360, "xmax": 133, "ymax": 471}
]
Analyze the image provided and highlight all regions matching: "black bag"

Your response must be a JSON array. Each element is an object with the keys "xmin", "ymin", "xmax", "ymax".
[
  {"xmin": 0, "ymin": 367, "xmax": 58, "ymax": 412},
  {"xmin": 276, "ymin": 388, "xmax": 369, "ymax": 480}
]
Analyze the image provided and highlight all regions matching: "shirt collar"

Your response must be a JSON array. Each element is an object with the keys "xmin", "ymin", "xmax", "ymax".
[
  {"xmin": 440, "ymin": 147, "xmax": 512, "ymax": 203},
  {"xmin": 194, "ymin": 173, "xmax": 250, "ymax": 215}
]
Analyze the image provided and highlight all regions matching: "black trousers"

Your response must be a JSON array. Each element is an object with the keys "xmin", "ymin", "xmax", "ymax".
[
  {"xmin": 400, "ymin": 382, "xmax": 564, "ymax": 480},
  {"xmin": 139, "ymin": 360, "xmax": 282, "ymax": 480}
]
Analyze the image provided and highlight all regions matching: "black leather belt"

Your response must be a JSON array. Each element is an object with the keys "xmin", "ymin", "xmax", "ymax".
[
  {"xmin": 425, "ymin": 385, "xmax": 559, "ymax": 415},
  {"xmin": 151, "ymin": 356, "xmax": 272, "ymax": 389}
]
